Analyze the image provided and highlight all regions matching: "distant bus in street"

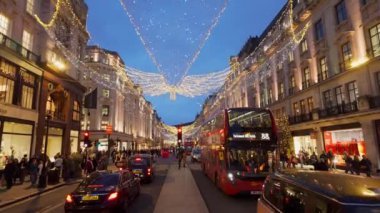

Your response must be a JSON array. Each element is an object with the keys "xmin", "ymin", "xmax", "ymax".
[{"xmin": 200, "ymin": 108, "xmax": 277, "ymax": 196}]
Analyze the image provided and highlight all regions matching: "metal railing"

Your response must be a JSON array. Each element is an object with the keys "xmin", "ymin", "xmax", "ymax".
[
  {"xmin": 318, "ymin": 101, "xmax": 358, "ymax": 118},
  {"xmin": 0, "ymin": 32, "xmax": 40, "ymax": 63},
  {"xmin": 46, "ymin": 110, "xmax": 66, "ymax": 121},
  {"xmin": 288, "ymin": 113, "xmax": 313, "ymax": 125}
]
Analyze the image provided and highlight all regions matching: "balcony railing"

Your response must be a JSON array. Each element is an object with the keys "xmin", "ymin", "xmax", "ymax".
[
  {"xmin": 319, "ymin": 101, "xmax": 358, "ymax": 119},
  {"xmin": 0, "ymin": 32, "xmax": 40, "ymax": 63},
  {"xmin": 369, "ymin": 96, "xmax": 380, "ymax": 109},
  {"xmin": 289, "ymin": 113, "xmax": 313, "ymax": 125},
  {"xmin": 289, "ymin": 87, "xmax": 296, "ymax": 96},
  {"xmin": 302, "ymin": 80, "xmax": 311, "ymax": 89},
  {"xmin": 46, "ymin": 110, "xmax": 66, "ymax": 121}
]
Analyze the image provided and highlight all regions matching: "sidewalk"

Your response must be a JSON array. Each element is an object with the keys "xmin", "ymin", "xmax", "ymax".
[
  {"xmin": 154, "ymin": 164, "xmax": 208, "ymax": 213},
  {"xmin": 0, "ymin": 177, "xmax": 80, "ymax": 208}
]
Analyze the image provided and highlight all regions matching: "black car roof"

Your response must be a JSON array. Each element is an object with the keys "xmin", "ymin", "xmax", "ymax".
[{"xmin": 273, "ymin": 170, "xmax": 380, "ymax": 205}]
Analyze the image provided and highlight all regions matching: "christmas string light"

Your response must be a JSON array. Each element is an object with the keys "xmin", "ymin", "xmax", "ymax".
[
  {"xmin": 34, "ymin": 0, "xmax": 63, "ymax": 28},
  {"xmin": 288, "ymin": 0, "xmax": 311, "ymax": 44},
  {"xmin": 119, "ymin": 0, "xmax": 228, "ymax": 85}
]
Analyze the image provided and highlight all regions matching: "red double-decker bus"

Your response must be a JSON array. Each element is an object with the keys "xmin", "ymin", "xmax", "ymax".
[{"xmin": 200, "ymin": 108, "xmax": 277, "ymax": 195}]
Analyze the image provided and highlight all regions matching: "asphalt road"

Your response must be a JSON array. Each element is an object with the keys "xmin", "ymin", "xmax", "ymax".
[
  {"xmin": 189, "ymin": 163, "xmax": 258, "ymax": 213},
  {"xmin": 0, "ymin": 157, "xmax": 171, "ymax": 213}
]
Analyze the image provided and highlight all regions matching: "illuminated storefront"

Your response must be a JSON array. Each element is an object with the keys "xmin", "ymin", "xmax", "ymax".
[
  {"xmin": 43, "ymin": 127, "xmax": 63, "ymax": 162},
  {"xmin": 323, "ymin": 127, "xmax": 366, "ymax": 166},
  {"xmin": 292, "ymin": 129, "xmax": 317, "ymax": 155},
  {"xmin": 70, "ymin": 130, "xmax": 79, "ymax": 154},
  {"xmin": 0, "ymin": 121, "xmax": 34, "ymax": 161}
]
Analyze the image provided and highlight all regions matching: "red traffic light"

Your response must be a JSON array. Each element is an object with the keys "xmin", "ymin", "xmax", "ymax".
[
  {"xmin": 178, "ymin": 127, "xmax": 182, "ymax": 133},
  {"xmin": 84, "ymin": 131, "xmax": 89, "ymax": 137}
]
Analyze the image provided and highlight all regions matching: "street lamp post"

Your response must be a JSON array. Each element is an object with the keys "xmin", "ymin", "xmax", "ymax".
[{"xmin": 39, "ymin": 114, "xmax": 52, "ymax": 188}]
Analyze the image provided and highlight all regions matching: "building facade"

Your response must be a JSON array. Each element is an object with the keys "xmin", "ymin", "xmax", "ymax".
[
  {"xmin": 82, "ymin": 46, "xmax": 161, "ymax": 151},
  {"xmin": 0, "ymin": 0, "xmax": 89, "ymax": 164},
  {"xmin": 198, "ymin": 0, "xmax": 380, "ymax": 172}
]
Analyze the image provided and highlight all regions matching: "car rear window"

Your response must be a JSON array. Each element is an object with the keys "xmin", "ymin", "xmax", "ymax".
[{"xmin": 81, "ymin": 174, "xmax": 119, "ymax": 187}]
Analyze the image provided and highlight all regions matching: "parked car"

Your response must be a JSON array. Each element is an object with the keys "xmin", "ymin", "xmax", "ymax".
[
  {"xmin": 129, "ymin": 154, "xmax": 155, "ymax": 183},
  {"xmin": 64, "ymin": 170, "xmax": 140, "ymax": 212},
  {"xmin": 257, "ymin": 170, "xmax": 380, "ymax": 213},
  {"xmin": 191, "ymin": 148, "xmax": 201, "ymax": 162}
]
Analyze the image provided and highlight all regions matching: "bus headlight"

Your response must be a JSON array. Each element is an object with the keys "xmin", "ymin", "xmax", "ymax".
[{"xmin": 227, "ymin": 173, "xmax": 234, "ymax": 182}]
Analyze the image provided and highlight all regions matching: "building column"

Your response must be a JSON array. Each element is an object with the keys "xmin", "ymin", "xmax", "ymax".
[{"xmin": 360, "ymin": 120, "xmax": 380, "ymax": 171}]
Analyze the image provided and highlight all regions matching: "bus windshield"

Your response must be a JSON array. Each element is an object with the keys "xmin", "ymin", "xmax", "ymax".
[
  {"xmin": 227, "ymin": 148, "xmax": 271, "ymax": 173},
  {"xmin": 228, "ymin": 109, "xmax": 272, "ymax": 133}
]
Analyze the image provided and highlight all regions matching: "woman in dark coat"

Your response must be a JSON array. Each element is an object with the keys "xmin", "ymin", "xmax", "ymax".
[{"xmin": 4, "ymin": 159, "xmax": 16, "ymax": 189}]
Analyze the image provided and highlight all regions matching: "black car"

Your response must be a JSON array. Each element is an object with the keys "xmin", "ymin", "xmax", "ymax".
[
  {"xmin": 258, "ymin": 170, "xmax": 380, "ymax": 213},
  {"xmin": 129, "ymin": 154, "xmax": 155, "ymax": 183},
  {"xmin": 64, "ymin": 170, "xmax": 140, "ymax": 212}
]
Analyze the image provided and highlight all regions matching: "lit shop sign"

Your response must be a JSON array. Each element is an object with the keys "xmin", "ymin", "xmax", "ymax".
[{"xmin": 232, "ymin": 133, "xmax": 271, "ymax": 141}]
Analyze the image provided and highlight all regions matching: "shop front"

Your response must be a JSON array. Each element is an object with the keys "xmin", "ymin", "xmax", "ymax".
[
  {"xmin": 43, "ymin": 127, "xmax": 64, "ymax": 162},
  {"xmin": 70, "ymin": 130, "xmax": 79, "ymax": 154},
  {"xmin": 322, "ymin": 123, "xmax": 366, "ymax": 166},
  {"xmin": 0, "ymin": 119, "xmax": 34, "ymax": 162},
  {"xmin": 292, "ymin": 129, "xmax": 317, "ymax": 155}
]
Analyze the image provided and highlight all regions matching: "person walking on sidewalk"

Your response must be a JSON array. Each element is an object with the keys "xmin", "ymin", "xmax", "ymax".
[
  {"xmin": 19, "ymin": 154, "xmax": 28, "ymax": 184},
  {"xmin": 29, "ymin": 158, "xmax": 38, "ymax": 187},
  {"xmin": 177, "ymin": 148, "xmax": 184, "ymax": 169},
  {"xmin": 360, "ymin": 155, "xmax": 372, "ymax": 177},
  {"xmin": 352, "ymin": 155, "xmax": 361, "ymax": 175},
  {"xmin": 343, "ymin": 152, "xmax": 354, "ymax": 174},
  {"xmin": 4, "ymin": 158, "xmax": 15, "ymax": 189}
]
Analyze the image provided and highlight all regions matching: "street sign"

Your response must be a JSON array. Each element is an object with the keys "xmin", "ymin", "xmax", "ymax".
[{"xmin": 106, "ymin": 125, "xmax": 113, "ymax": 135}]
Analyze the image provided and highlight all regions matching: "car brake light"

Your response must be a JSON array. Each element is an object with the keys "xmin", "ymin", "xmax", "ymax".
[
  {"xmin": 135, "ymin": 158, "xmax": 142, "ymax": 161},
  {"xmin": 147, "ymin": 168, "xmax": 151, "ymax": 176},
  {"xmin": 66, "ymin": 194, "xmax": 73, "ymax": 203},
  {"xmin": 108, "ymin": 192, "xmax": 118, "ymax": 201}
]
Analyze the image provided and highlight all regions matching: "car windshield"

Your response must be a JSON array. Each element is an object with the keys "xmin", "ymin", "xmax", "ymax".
[
  {"xmin": 227, "ymin": 148, "xmax": 271, "ymax": 173},
  {"xmin": 80, "ymin": 173, "xmax": 119, "ymax": 187}
]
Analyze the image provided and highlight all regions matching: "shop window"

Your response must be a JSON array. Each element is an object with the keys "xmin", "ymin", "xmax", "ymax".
[
  {"xmin": 314, "ymin": 19, "xmax": 324, "ymax": 41},
  {"xmin": 323, "ymin": 128, "xmax": 366, "ymax": 166},
  {"xmin": 103, "ymin": 89, "xmax": 110, "ymax": 98},
  {"xmin": 307, "ymin": 97, "xmax": 314, "ymax": 113},
  {"xmin": 70, "ymin": 130, "xmax": 79, "ymax": 154},
  {"xmin": 26, "ymin": 0, "xmax": 35, "ymax": 15},
  {"xmin": 46, "ymin": 95, "xmax": 56, "ymax": 114},
  {"xmin": 42, "ymin": 127, "xmax": 63, "ymax": 162},
  {"xmin": 335, "ymin": 86, "xmax": 344, "ymax": 105},
  {"xmin": 323, "ymin": 90, "xmax": 333, "ymax": 108},
  {"xmin": 21, "ymin": 69, "xmax": 36, "ymax": 109},
  {"xmin": 278, "ymin": 82, "xmax": 284, "ymax": 99},
  {"xmin": 318, "ymin": 57, "xmax": 328, "ymax": 81},
  {"xmin": 73, "ymin": 100, "xmax": 80, "ymax": 121},
  {"xmin": 341, "ymin": 42, "xmax": 352, "ymax": 67},
  {"xmin": 1, "ymin": 122, "xmax": 33, "ymax": 160},
  {"xmin": 102, "ymin": 105, "xmax": 109, "ymax": 116},
  {"xmin": 22, "ymin": 30, "xmax": 33, "ymax": 51},
  {"xmin": 335, "ymin": 0, "xmax": 348, "ymax": 25},
  {"xmin": 0, "ymin": 14, "xmax": 9, "ymax": 35},
  {"xmin": 300, "ymin": 39, "xmax": 308, "ymax": 53},
  {"xmin": 369, "ymin": 23, "xmax": 380, "ymax": 58},
  {"xmin": 0, "ymin": 59, "xmax": 16, "ymax": 104},
  {"xmin": 347, "ymin": 81, "xmax": 358, "ymax": 103}
]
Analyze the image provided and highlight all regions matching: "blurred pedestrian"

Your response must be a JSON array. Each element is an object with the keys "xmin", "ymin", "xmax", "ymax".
[
  {"xmin": 177, "ymin": 148, "xmax": 184, "ymax": 169},
  {"xmin": 280, "ymin": 150, "xmax": 287, "ymax": 169},
  {"xmin": 4, "ymin": 159, "xmax": 15, "ymax": 189},
  {"xmin": 310, "ymin": 152, "xmax": 318, "ymax": 166},
  {"xmin": 29, "ymin": 158, "xmax": 38, "ymax": 187},
  {"xmin": 13, "ymin": 158, "xmax": 20, "ymax": 184},
  {"xmin": 54, "ymin": 154, "xmax": 63, "ymax": 176},
  {"xmin": 19, "ymin": 154, "xmax": 28, "ymax": 184},
  {"xmin": 343, "ymin": 152, "xmax": 353, "ymax": 174},
  {"xmin": 352, "ymin": 155, "xmax": 361, "ymax": 175},
  {"xmin": 360, "ymin": 155, "xmax": 372, "ymax": 177},
  {"xmin": 327, "ymin": 149, "xmax": 335, "ymax": 170}
]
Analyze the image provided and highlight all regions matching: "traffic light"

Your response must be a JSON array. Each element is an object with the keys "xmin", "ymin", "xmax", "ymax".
[
  {"xmin": 84, "ymin": 131, "xmax": 92, "ymax": 147},
  {"xmin": 177, "ymin": 126, "xmax": 182, "ymax": 144}
]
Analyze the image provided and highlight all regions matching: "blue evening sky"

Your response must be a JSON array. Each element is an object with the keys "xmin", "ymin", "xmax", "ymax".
[{"xmin": 85, "ymin": 0, "xmax": 287, "ymax": 125}]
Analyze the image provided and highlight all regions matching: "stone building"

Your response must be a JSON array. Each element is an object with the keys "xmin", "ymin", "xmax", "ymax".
[{"xmin": 0, "ymin": 0, "xmax": 89, "ymax": 162}]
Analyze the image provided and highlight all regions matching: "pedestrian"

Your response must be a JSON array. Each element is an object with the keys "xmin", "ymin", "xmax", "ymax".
[
  {"xmin": 85, "ymin": 158, "xmax": 94, "ymax": 174},
  {"xmin": 13, "ymin": 158, "xmax": 20, "ymax": 184},
  {"xmin": 360, "ymin": 155, "xmax": 372, "ymax": 177},
  {"xmin": 4, "ymin": 159, "xmax": 15, "ymax": 189},
  {"xmin": 182, "ymin": 150, "xmax": 187, "ymax": 168},
  {"xmin": 352, "ymin": 155, "xmax": 361, "ymax": 175},
  {"xmin": 29, "ymin": 158, "xmax": 38, "ymax": 187},
  {"xmin": 343, "ymin": 152, "xmax": 354, "ymax": 174},
  {"xmin": 37, "ymin": 159, "xmax": 44, "ymax": 185},
  {"xmin": 280, "ymin": 150, "xmax": 287, "ymax": 169},
  {"xmin": 298, "ymin": 151, "xmax": 305, "ymax": 169},
  {"xmin": 92, "ymin": 157, "xmax": 98, "ymax": 171},
  {"xmin": 54, "ymin": 154, "xmax": 63, "ymax": 176},
  {"xmin": 310, "ymin": 152, "xmax": 318, "ymax": 166},
  {"xmin": 327, "ymin": 149, "xmax": 335, "ymax": 170},
  {"xmin": 177, "ymin": 148, "xmax": 184, "ymax": 169},
  {"xmin": 19, "ymin": 154, "xmax": 28, "ymax": 184}
]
